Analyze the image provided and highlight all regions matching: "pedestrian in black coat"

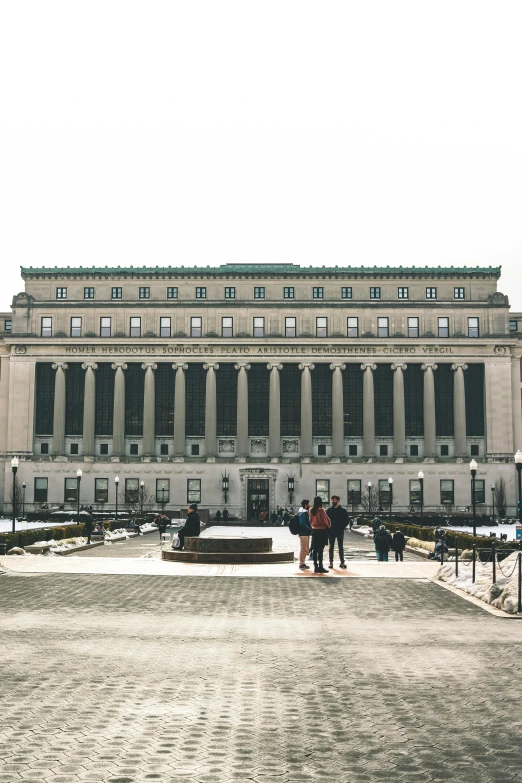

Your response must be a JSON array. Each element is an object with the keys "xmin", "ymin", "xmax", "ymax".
[
  {"xmin": 176, "ymin": 504, "xmax": 201, "ymax": 550},
  {"xmin": 392, "ymin": 529, "xmax": 406, "ymax": 562},
  {"xmin": 374, "ymin": 525, "xmax": 393, "ymax": 562}
]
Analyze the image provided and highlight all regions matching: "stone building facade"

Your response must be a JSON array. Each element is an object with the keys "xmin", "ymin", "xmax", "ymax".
[{"xmin": 1, "ymin": 263, "xmax": 521, "ymax": 519}]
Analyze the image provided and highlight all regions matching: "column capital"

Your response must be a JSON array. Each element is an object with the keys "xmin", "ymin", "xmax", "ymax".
[
  {"xmin": 204, "ymin": 362, "xmax": 219, "ymax": 371},
  {"xmin": 81, "ymin": 362, "xmax": 98, "ymax": 371},
  {"xmin": 111, "ymin": 362, "xmax": 127, "ymax": 371},
  {"xmin": 329, "ymin": 363, "xmax": 346, "ymax": 371},
  {"xmin": 234, "ymin": 362, "xmax": 251, "ymax": 371},
  {"xmin": 391, "ymin": 363, "xmax": 407, "ymax": 372},
  {"xmin": 451, "ymin": 363, "xmax": 468, "ymax": 372},
  {"xmin": 141, "ymin": 362, "xmax": 158, "ymax": 371},
  {"xmin": 172, "ymin": 362, "xmax": 188, "ymax": 371},
  {"xmin": 298, "ymin": 362, "xmax": 315, "ymax": 371},
  {"xmin": 421, "ymin": 363, "xmax": 438, "ymax": 371},
  {"xmin": 267, "ymin": 363, "xmax": 283, "ymax": 371},
  {"xmin": 52, "ymin": 362, "xmax": 68, "ymax": 371},
  {"xmin": 360, "ymin": 363, "xmax": 377, "ymax": 372}
]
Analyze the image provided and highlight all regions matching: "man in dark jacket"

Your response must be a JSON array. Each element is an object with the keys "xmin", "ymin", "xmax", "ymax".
[
  {"xmin": 327, "ymin": 495, "xmax": 349, "ymax": 569},
  {"xmin": 175, "ymin": 504, "xmax": 201, "ymax": 550},
  {"xmin": 374, "ymin": 525, "xmax": 393, "ymax": 562},
  {"xmin": 392, "ymin": 529, "xmax": 406, "ymax": 561},
  {"xmin": 153, "ymin": 513, "xmax": 169, "ymax": 541}
]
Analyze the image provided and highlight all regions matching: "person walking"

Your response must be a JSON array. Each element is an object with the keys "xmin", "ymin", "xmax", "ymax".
[
  {"xmin": 215, "ymin": 509, "xmax": 222, "ymax": 523},
  {"xmin": 309, "ymin": 496, "xmax": 331, "ymax": 573},
  {"xmin": 326, "ymin": 495, "xmax": 349, "ymax": 569},
  {"xmin": 282, "ymin": 509, "xmax": 290, "ymax": 526},
  {"xmin": 153, "ymin": 512, "xmax": 169, "ymax": 541},
  {"xmin": 222, "ymin": 507, "xmax": 229, "ymax": 522},
  {"xmin": 175, "ymin": 504, "xmax": 201, "ymax": 550},
  {"xmin": 392, "ymin": 528, "xmax": 406, "ymax": 561},
  {"xmin": 298, "ymin": 499, "xmax": 313, "ymax": 570},
  {"xmin": 374, "ymin": 525, "xmax": 393, "ymax": 562},
  {"xmin": 84, "ymin": 508, "xmax": 94, "ymax": 545}
]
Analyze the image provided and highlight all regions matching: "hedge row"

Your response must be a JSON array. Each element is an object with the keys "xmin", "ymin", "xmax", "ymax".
[
  {"xmin": 376, "ymin": 521, "xmax": 515, "ymax": 551},
  {"xmin": 0, "ymin": 524, "xmax": 86, "ymax": 550}
]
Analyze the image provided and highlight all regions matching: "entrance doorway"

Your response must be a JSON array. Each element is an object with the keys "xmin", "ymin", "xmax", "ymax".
[{"xmin": 247, "ymin": 479, "xmax": 269, "ymax": 521}]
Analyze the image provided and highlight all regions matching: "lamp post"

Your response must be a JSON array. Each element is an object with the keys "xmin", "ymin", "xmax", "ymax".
[
  {"xmin": 22, "ymin": 482, "xmax": 26, "ymax": 518},
  {"xmin": 515, "ymin": 451, "xmax": 522, "ymax": 525},
  {"xmin": 288, "ymin": 476, "xmax": 295, "ymax": 505},
  {"xmin": 76, "ymin": 469, "xmax": 82, "ymax": 521},
  {"xmin": 470, "ymin": 459, "xmax": 478, "ymax": 538},
  {"xmin": 491, "ymin": 484, "xmax": 496, "ymax": 525},
  {"xmin": 388, "ymin": 477, "xmax": 393, "ymax": 520},
  {"xmin": 418, "ymin": 471, "xmax": 424, "ymax": 527},
  {"xmin": 222, "ymin": 472, "xmax": 229, "ymax": 504},
  {"xmin": 114, "ymin": 476, "xmax": 119, "ymax": 520},
  {"xmin": 367, "ymin": 481, "xmax": 372, "ymax": 517},
  {"xmin": 139, "ymin": 480, "xmax": 145, "ymax": 519},
  {"xmin": 11, "ymin": 457, "xmax": 19, "ymax": 533}
]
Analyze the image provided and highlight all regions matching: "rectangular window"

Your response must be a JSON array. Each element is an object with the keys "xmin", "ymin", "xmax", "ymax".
[
  {"xmin": 438, "ymin": 317, "xmax": 449, "ymax": 338},
  {"xmin": 139, "ymin": 287, "xmax": 150, "ymax": 299},
  {"xmin": 40, "ymin": 443, "xmax": 49, "ymax": 454},
  {"xmin": 70, "ymin": 317, "xmax": 82, "ymax": 337},
  {"xmin": 347, "ymin": 317, "xmax": 359, "ymax": 338},
  {"xmin": 426, "ymin": 287, "xmax": 437, "ymax": 299},
  {"xmin": 313, "ymin": 287, "xmax": 324, "ymax": 299},
  {"xmin": 468, "ymin": 317, "xmax": 479, "ymax": 338},
  {"xmin": 316, "ymin": 317, "xmax": 328, "ymax": 337},
  {"xmin": 125, "ymin": 478, "xmax": 139, "ymax": 503},
  {"xmin": 454, "ymin": 287, "xmax": 465, "ymax": 299},
  {"xmin": 100, "ymin": 443, "xmax": 109, "ymax": 455},
  {"xmin": 379, "ymin": 479, "xmax": 391, "ymax": 507},
  {"xmin": 254, "ymin": 287, "xmax": 265, "ymax": 299},
  {"xmin": 160, "ymin": 317, "xmax": 171, "ymax": 337},
  {"xmin": 509, "ymin": 320, "xmax": 518, "ymax": 332},
  {"xmin": 196, "ymin": 287, "xmax": 206, "ymax": 299},
  {"xmin": 253, "ymin": 317, "xmax": 265, "ymax": 337},
  {"xmin": 379, "ymin": 444, "xmax": 388, "ymax": 456},
  {"xmin": 410, "ymin": 479, "xmax": 422, "ymax": 505},
  {"xmin": 225, "ymin": 287, "xmax": 235, "ymax": 299},
  {"xmin": 130, "ymin": 317, "xmax": 141, "ymax": 337},
  {"xmin": 84, "ymin": 287, "xmax": 95, "ymax": 299},
  {"xmin": 285, "ymin": 317, "xmax": 296, "ymax": 337},
  {"xmin": 398, "ymin": 287, "xmax": 409, "ymax": 299},
  {"xmin": 187, "ymin": 478, "xmax": 201, "ymax": 503},
  {"xmin": 315, "ymin": 479, "xmax": 330, "ymax": 504},
  {"xmin": 100, "ymin": 317, "xmax": 111, "ymax": 337},
  {"xmin": 377, "ymin": 317, "xmax": 389, "ymax": 337},
  {"xmin": 370, "ymin": 287, "xmax": 381, "ymax": 299},
  {"xmin": 41, "ymin": 317, "xmax": 52, "ymax": 337},
  {"xmin": 167, "ymin": 287, "xmax": 178, "ymax": 299},
  {"xmin": 348, "ymin": 444, "xmax": 358, "ymax": 456},
  {"xmin": 474, "ymin": 479, "xmax": 485, "ymax": 504},
  {"xmin": 130, "ymin": 443, "xmax": 139, "ymax": 455},
  {"xmin": 4, "ymin": 319, "xmax": 12, "ymax": 331},
  {"xmin": 34, "ymin": 477, "xmax": 48, "ymax": 503},
  {"xmin": 470, "ymin": 444, "xmax": 479, "ymax": 456},
  {"xmin": 64, "ymin": 478, "xmax": 78, "ymax": 503},
  {"xmin": 190, "ymin": 317, "xmax": 202, "ymax": 337},
  {"xmin": 408, "ymin": 317, "xmax": 419, "ymax": 337},
  {"xmin": 156, "ymin": 478, "xmax": 170, "ymax": 504},
  {"xmin": 341, "ymin": 287, "xmax": 352, "ymax": 299},
  {"xmin": 410, "ymin": 444, "xmax": 419, "ymax": 456},
  {"xmin": 284, "ymin": 287, "xmax": 294, "ymax": 299},
  {"xmin": 95, "ymin": 478, "xmax": 109, "ymax": 503},
  {"xmin": 347, "ymin": 479, "xmax": 361, "ymax": 504},
  {"xmin": 70, "ymin": 443, "xmax": 79, "ymax": 455},
  {"xmin": 160, "ymin": 443, "xmax": 169, "ymax": 456},
  {"xmin": 191, "ymin": 444, "xmax": 200, "ymax": 455},
  {"xmin": 112, "ymin": 287, "xmax": 122, "ymax": 299},
  {"xmin": 317, "ymin": 444, "xmax": 327, "ymax": 456},
  {"xmin": 440, "ymin": 479, "xmax": 455, "ymax": 504},
  {"xmin": 56, "ymin": 287, "xmax": 67, "ymax": 299},
  {"xmin": 440, "ymin": 444, "xmax": 449, "ymax": 456},
  {"xmin": 222, "ymin": 317, "xmax": 233, "ymax": 337}
]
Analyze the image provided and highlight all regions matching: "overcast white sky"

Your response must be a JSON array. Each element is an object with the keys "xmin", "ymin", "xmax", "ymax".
[{"xmin": 1, "ymin": 0, "xmax": 521, "ymax": 311}]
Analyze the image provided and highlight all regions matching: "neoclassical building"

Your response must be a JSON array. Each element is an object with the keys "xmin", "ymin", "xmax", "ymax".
[{"xmin": 1, "ymin": 263, "xmax": 521, "ymax": 519}]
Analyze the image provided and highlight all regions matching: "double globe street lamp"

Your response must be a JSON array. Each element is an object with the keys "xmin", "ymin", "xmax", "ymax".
[
  {"xmin": 418, "ymin": 470, "xmax": 424, "ymax": 526},
  {"xmin": 114, "ymin": 475, "xmax": 120, "ymax": 520},
  {"xmin": 470, "ymin": 458, "xmax": 478, "ymax": 537},
  {"xmin": 515, "ymin": 450, "xmax": 522, "ymax": 525},
  {"xmin": 11, "ymin": 457, "xmax": 19, "ymax": 533}
]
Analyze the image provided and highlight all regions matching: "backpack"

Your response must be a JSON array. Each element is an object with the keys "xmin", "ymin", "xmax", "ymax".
[{"xmin": 289, "ymin": 514, "xmax": 301, "ymax": 535}]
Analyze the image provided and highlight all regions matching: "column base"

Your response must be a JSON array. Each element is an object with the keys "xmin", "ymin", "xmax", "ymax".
[
  {"xmin": 394, "ymin": 457, "xmax": 404, "ymax": 463},
  {"xmin": 173, "ymin": 456, "xmax": 185, "ymax": 463},
  {"xmin": 111, "ymin": 456, "xmax": 121, "ymax": 462},
  {"xmin": 141, "ymin": 456, "xmax": 152, "ymax": 462},
  {"xmin": 83, "ymin": 455, "xmax": 95, "ymax": 463},
  {"xmin": 235, "ymin": 456, "xmax": 247, "ymax": 463},
  {"xmin": 206, "ymin": 456, "xmax": 216, "ymax": 463},
  {"xmin": 301, "ymin": 456, "xmax": 311, "ymax": 463},
  {"xmin": 329, "ymin": 457, "xmax": 341, "ymax": 463},
  {"xmin": 270, "ymin": 457, "xmax": 280, "ymax": 463},
  {"xmin": 54, "ymin": 455, "xmax": 68, "ymax": 462}
]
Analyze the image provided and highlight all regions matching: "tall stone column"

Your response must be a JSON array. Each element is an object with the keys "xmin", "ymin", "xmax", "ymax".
[
  {"xmin": 142, "ymin": 362, "xmax": 157, "ymax": 456},
  {"xmin": 204, "ymin": 362, "xmax": 219, "ymax": 457},
  {"xmin": 452, "ymin": 363, "xmax": 468, "ymax": 456},
  {"xmin": 52, "ymin": 362, "xmax": 68, "ymax": 456},
  {"xmin": 267, "ymin": 363, "xmax": 283, "ymax": 458},
  {"xmin": 330, "ymin": 363, "xmax": 346, "ymax": 458},
  {"xmin": 82, "ymin": 362, "xmax": 98, "ymax": 456},
  {"xmin": 173, "ymin": 363, "xmax": 188, "ymax": 457},
  {"xmin": 421, "ymin": 363, "xmax": 438, "ymax": 457},
  {"xmin": 111, "ymin": 362, "xmax": 127, "ymax": 456},
  {"xmin": 391, "ymin": 363, "xmax": 407, "ymax": 457},
  {"xmin": 361, "ymin": 363, "xmax": 377, "ymax": 457},
  {"xmin": 235, "ymin": 362, "xmax": 251, "ymax": 457},
  {"xmin": 299, "ymin": 363, "xmax": 314, "ymax": 457},
  {"xmin": 511, "ymin": 354, "xmax": 522, "ymax": 453}
]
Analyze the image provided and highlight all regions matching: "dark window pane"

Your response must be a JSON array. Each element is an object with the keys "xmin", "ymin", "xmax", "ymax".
[
  {"xmin": 155, "ymin": 363, "xmax": 175, "ymax": 436},
  {"xmin": 404, "ymin": 364, "xmax": 424, "ymax": 437},
  {"xmin": 343, "ymin": 364, "xmax": 363, "ymax": 436},
  {"xmin": 280, "ymin": 364, "xmax": 301, "ymax": 435},
  {"xmin": 95, "ymin": 363, "xmax": 115, "ymax": 436},
  {"xmin": 185, "ymin": 364, "xmax": 206, "ymax": 436},
  {"xmin": 217, "ymin": 364, "xmax": 237, "ymax": 436},
  {"xmin": 248, "ymin": 364, "xmax": 270, "ymax": 436},
  {"xmin": 35, "ymin": 363, "xmax": 55, "ymax": 435},
  {"xmin": 374, "ymin": 364, "xmax": 393, "ymax": 436},
  {"xmin": 312, "ymin": 364, "xmax": 332, "ymax": 436},
  {"xmin": 465, "ymin": 363, "xmax": 485, "ymax": 436},
  {"xmin": 125, "ymin": 363, "xmax": 144, "ymax": 436},
  {"xmin": 65, "ymin": 363, "xmax": 84, "ymax": 435},
  {"xmin": 435, "ymin": 364, "xmax": 454, "ymax": 436}
]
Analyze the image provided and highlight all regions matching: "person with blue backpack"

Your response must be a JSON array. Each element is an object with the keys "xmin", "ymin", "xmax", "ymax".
[{"xmin": 297, "ymin": 499, "xmax": 313, "ymax": 570}]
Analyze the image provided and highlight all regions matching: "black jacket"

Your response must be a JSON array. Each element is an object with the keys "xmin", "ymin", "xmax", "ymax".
[
  {"xmin": 180, "ymin": 511, "xmax": 201, "ymax": 537},
  {"xmin": 154, "ymin": 515, "xmax": 169, "ymax": 533},
  {"xmin": 374, "ymin": 529, "xmax": 393, "ymax": 552},
  {"xmin": 326, "ymin": 505, "xmax": 349, "ymax": 533},
  {"xmin": 392, "ymin": 531, "xmax": 406, "ymax": 552}
]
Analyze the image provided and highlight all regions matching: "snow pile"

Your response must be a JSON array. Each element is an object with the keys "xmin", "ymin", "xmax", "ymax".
[
  {"xmin": 437, "ymin": 553, "xmax": 521, "ymax": 614},
  {"xmin": 103, "ymin": 528, "xmax": 129, "ymax": 541},
  {"xmin": 139, "ymin": 522, "xmax": 157, "ymax": 533},
  {"xmin": 354, "ymin": 525, "xmax": 373, "ymax": 538},
  {"xmin": 444, "ymin": 523, "xmax": 520, "ymax": 541},
  {"xmin": 407, "ymin": 537, "xmax": 434, "ymax": 553},
  {"xmin": 48, "ymin": 537, "xmax": 88, "ymax": 553}
]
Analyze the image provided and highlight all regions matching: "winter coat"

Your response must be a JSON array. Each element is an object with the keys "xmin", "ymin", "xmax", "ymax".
[
  {"xmin": 372, "ymin": 518, "xmax": 382, "ymax": 533},
  {"xmin": 298, "ymin": 507, "xmax": 313, "ymax": 536},
  {"xmin": 326, "ymin": 505, "xmax": 349, "ymax": 533},
  {"xmin": 374, "ymin": 529, "xmax": 393, "ymax": 552},
  {"xmin": 392, "ymin": 531, "xmax": 406, "ymax": 553},
  {"xmin": 309, "ymin": 507, "xmax": 331, "ymax": 530},
  {"xmin": 180, "ymin": 511, "xmax": 201, "ymax": 538},
  {"xmin": 154, "ymin": 515, "xmax": 168, "ymax": 533}
]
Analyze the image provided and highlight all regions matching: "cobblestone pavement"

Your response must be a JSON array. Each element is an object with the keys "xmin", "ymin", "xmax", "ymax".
[{"xmin": 2, "ymin": 573, "xmax": 522, "ymax": 782}]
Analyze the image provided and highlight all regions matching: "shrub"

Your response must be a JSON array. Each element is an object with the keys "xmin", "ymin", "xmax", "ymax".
[{"xmin": 0, "ymin": 533, "xmax": 19, "ymax": 551}]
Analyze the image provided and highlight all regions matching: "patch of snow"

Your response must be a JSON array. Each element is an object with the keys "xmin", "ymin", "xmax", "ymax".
[
  {"xmin": 443, "ymin": 523, "xmax": 520, "ymax": 541},
  {"xmin": 437, "ymin": 552, "xmax": 522, "ymax": 614}
]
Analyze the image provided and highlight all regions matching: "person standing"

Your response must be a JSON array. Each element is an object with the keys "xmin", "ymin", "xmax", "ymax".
[
  {"xmin": 222, "ymin": 507, "xmax": 229, "ymax": 522},
  {"xmin": 374, "ymin": 525, "xmax": 393, "ymax": 562},
  {"xmin": 154, "ymin": 512, "xmax": 169, "ymax": 541},
  {"xmin": 215, "ymin": 509, "xmax": 222, "ymax": 523},
  {"xmin": 84, "ymin": 508, "xmax": 93, "ymax": 545},
  {"xmin": 282, "ymin": 509, "xmax": 290, "ymax": 526},
  {"xmin": 298, "ymin": 499, "xmax": 313, "ymax": 570},
  {"xmin": 326, "ymin": 495, "xmax": 349, "ymax": 569},
  {"xmin": 175, "ymin": 504, "xmax": 201, "ymax": 550},
  {"xmin": 309, "ymin": 496, "xmax": 331, "ymax": 574},
  {"xmin": 392, "ymin": 529, "xmax": 406, "ymax": 561}
]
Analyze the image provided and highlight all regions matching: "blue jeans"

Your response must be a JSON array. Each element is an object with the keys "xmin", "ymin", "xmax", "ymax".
[{"xmin": 377, "ymin": 550, "xmax": 388, "ymax": 562}]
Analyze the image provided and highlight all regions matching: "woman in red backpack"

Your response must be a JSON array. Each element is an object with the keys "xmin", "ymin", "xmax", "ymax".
[{"xmin": 309, "ymin": 496, "xmax": 331, "ymax": 574}]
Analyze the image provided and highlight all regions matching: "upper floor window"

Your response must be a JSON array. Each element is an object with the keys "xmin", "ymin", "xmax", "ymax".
[
  {"xmin": 34, "ymin": 477, "xmax": 48, "ymax": 502},
  {"xmin": 468, "ymin": 317, "xmax": 480, "ymax": 338},
  {"xmin": 377, "ymin": 317, "xmax": 389, "ymax": 337},
  {"xmin": 398, "ymin": 287, "xmax": 409, "ymax": 299},
  {"xmin": 253, "ymin": 317, "xmax": 265, "ymax": 337},
  {"xmin": 100, "ymin": 317, "xmax": 111, "ymax": 337},
  {"xmin": 70, "ymin": 317, "xmax": 82, "ymax": 337},
  {"xmin": 254, "ymin": 287, "xmax": 265, "ymax": 299},
  {"xmin": 56, "ymin": 287, "xmax": 67, "ymax": 299},
  {"xmin": 408, "ymin": 317, "xmax": 419, "ymax": 337},
  {"xmin": 190, "ymin": 317, "xmax": 202, "ymax": 337},
  {"xmin": 316, "ymin": 317, "xmax": 328, "ymax": 337},
  {"xmin": 440, "ymin": 479, "xmax": 454, "ymax": 505},
  {"xmin": 438, "ymin": 317, "xmax": 449, "ymax": 338},
  {"xmin": 313, "ymin": 287, "xmax": 324, "ymax": 299},
  {"xmin": 160, "ymin": 317, "xmax": 171, "ymax": 337},
  {"xmin": 167, "ymin": 287, "xmax": 178, "ymax": 299},
  {"xmin": 454, "ymin": 287, "xmax": 465, "ymax": 299},
  {"xmin": 347, "ymin": 317, "xmax": 358, "ymax": 337},
  {"xmin": 509, "ymin": 320, "xmax": 518, "ymax": 332},
  {"xmin": 426, "ymin": 287, "xmax": 437, "ymax": 299},
  {"xmin": 225, "ymin": 287, "xmax": 235, "ymax": 299},
  {"xmin": 285, "ymin": 317, "xmax": 296, "ymax": 337},
  {"xmin": 112, "ymin": 287, "xmax": 122, "ymax": 299},
  {"xmin": 41, "ymin": 317, "xmax": 52, "ymax": 337},
  {"xmin": 139, "ymin": 287, "xmax": 150, "ymax": 299},
  {"xmin": 341, "ymin": 287, "xmax": 352, "ymax": 299},
  {"xmin": 222, "ymin": 317, "xmax": 233, "ymax": 337},
  {"xmin": 370, "ymin": 287, "xmax": 381, "ymax": 299},
  {"xmin": 284, "ymin": 287, "xmax": 294, "ymax": 299},
  {"xmin": 196, "ymin": 287, "xmax": 206, "ymax": 299},
  {"xmin": 130, "ymin": 317, "xmax": 141, "ymax": 337},
  {"xmin": 84, "ymin": 287, "xmax": 95, "ymax": 299},
  {"xmin": 4, "ymin": 319, "xmax": 12, "ymax": 331}
]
